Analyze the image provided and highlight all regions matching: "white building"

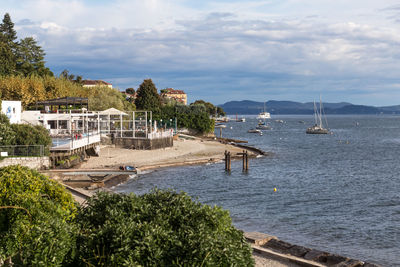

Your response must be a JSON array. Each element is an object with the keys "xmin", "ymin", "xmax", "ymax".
[{"xmin": 1, "ymin": 100, "xmax": 21, "ymax": 124}]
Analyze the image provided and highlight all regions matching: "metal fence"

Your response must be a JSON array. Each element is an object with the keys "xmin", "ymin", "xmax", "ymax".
[{"xmin": 0, "ymin": 145, "xmax": 46, "ymax": 157}]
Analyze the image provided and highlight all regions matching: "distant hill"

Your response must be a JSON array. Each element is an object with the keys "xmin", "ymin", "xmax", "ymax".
[{"xmin": 218, "ymin": 100, "xmax": 398, "ymax": 115}]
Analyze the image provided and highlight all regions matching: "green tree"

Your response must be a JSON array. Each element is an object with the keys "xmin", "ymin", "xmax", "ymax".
[
  {"xmin": 158, "ymin": 104, "xmax": 214, "ymax": 134},
  {"xmin": 0, "ymin": 13, "xmax": 17, "ymax": 49},
  {"xmin": 0, "ymin": 165, "xmax": 77, "ymax": 266},
  {"xmin": 216, "ymin": 106, "xmax": 226, "ymax": 117},
  {"xmin": 125, "ymin": 88, "xmax": 135, "ymax": 95},
  {"xmin": 60, "ymin": 70, "xmax": 83, "ymax": 84},
  {"xmin": 88, "ymin": 86, "xmax": 135, "ymax": 111},
  {"xmin": 74, "ymin": 189, "xmax": 254, "ymax": 266},
  {"xmin": 0, "ymin": 41, "xmax": 16, "ymax": 76},
  {"xmin": 191, "ymin": 100, "xmax": 226, "ymax": 117},
  {"xmin": 135, "ymin": 79, "xmax": 161, "ymax": 112},
  {"xmin": 0, "ymin": 13, "xmax": 18, "ymax": 76},
  {"xmin": 16, "ymin": 37, "xmax": 53, "ymax": 77}
]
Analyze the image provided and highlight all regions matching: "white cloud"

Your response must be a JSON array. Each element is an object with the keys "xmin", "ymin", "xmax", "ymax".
[{"xmin": 2, "ymin": 0, "xmax": 400, "ymax": 104}]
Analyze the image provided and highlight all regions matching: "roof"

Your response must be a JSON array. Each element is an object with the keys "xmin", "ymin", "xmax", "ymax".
[
  {"xmin": 162, "ymin": 88, "xmax": 186, "ymax": 95},
  {"xmin": 82, "ymin": 80, "xmax": 112, "ymax": 86},
  {"xmin": 99, "ymin": 108, "xmax": 128, "ymax": 116},
  {"xmin": 34, "ymin": 97, "xmax": 88, "ymax": 106}
]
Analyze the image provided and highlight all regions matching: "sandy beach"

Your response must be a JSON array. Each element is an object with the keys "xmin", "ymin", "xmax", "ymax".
[{"xmin": 79, "ymin": 137, "xmax": 255, "ymax": 171}]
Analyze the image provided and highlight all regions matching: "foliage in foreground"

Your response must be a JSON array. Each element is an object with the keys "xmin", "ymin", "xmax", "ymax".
[
  {"xmin": 74, "ymin": 190, "xmax": 254, "ymax": 266},
  {"xmin": 0, "ymin": 165, "xmax": 77, "ymax": 266},
  {"xmin": 0, "ymin": 165, "xmax": 252, "ymax": 266},
  {"xmin": 0, "ymin": 113, "xmax": 52, "ymax": 154}
]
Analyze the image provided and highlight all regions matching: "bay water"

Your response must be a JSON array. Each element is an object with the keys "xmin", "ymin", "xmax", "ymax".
[{"xmin": 115, "ymin": 115, "xmax": 400, "ymax": 266}]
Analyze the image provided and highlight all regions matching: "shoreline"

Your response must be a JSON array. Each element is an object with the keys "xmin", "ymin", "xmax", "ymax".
[
  {"xmin": 78, "ymin": 136, "xmax": 261, "ymax": 171},
  {"xmin": 47, "ymin": 135, "xmax": 264, "ymax": 195},
  {"xmin": 51, "ymin": 137, "xmax": 381, "ymax": 267}
]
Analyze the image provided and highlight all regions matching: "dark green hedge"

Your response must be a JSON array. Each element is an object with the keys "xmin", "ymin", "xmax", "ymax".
[{"xmin": 73, "ymin": 189, "xmax": 254, "ymax": 266}]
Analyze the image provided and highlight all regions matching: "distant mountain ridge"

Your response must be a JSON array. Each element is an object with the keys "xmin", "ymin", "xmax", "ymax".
[{"xmin": 219, "ymin": 100, "xmax": 399, "ymax": 115}]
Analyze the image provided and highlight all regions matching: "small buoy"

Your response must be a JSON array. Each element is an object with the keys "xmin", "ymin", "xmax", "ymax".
[
  {"xmin": 273, "ymin": 188, "xmax": 277, "ymax": 192},
  {"xmin": 230, "ymin": 127, "xmax": 233, "ymax": 129}
]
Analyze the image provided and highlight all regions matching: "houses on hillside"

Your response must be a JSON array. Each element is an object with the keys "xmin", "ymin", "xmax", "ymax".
[
  {"xmin": 81, "ymin": 80, "xmax": 188, "ymax": 105},
  {"xmin": 160, "ymin": 88, "xmax": 187, "ymax": 105},
  {"xmin": 82, "ymin": 80, "xmax": 113, "ymax": 88}
]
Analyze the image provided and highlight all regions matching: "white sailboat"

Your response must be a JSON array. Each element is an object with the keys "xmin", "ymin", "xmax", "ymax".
[
  {"xmin": 306, "ymin": 97, "xmax": 330, "ymax": 134},
  {"xmin": 257, "ymin": 102, "xmax": 271, "ymax": 119}
]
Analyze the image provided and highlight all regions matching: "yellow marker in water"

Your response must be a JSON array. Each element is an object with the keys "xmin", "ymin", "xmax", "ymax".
[{"xmin": 273, "ymin": 188, "xmax": 277, "ymax": 192}]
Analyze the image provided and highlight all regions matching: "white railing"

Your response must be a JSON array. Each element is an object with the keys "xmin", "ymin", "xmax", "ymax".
[
  {"xmin": 51, "ymin": 133, "xmax": 101, "ymax": 151},
  {"xmin": 147, "ymin": 129, "xmax": 174, "ymax": 140},
  {"xmin": 70, "ymin": 134, "xmax": 101, "ymax": 149}
]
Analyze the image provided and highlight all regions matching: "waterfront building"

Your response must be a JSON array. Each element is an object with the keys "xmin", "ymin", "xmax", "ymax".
[
  {"xmin": 160, "ymin": 88, "xmax": 187, "ymax": 105},
  {"xmin": 0, "ymin": 100, "xmax": 21, "ymax": 124},
  {"xmin": 22, "ymin": 97, "xmax": 173, "ymax": 151}
]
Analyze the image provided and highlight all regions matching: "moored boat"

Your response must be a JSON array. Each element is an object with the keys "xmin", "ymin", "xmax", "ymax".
[
  {"xmin": 248, "ymin": 128, "xmax": 261, "ymax": 133},
  {"xmin": 257, "ymin": 102, "xmax": 271, "ymax": 119},
  {"xmin": 256, "ymin": 121, "xmax": 271, "ymax": 130},
  {"xmin": 306, "ymin": 97, "xmax": 330, "ymax": 134}
]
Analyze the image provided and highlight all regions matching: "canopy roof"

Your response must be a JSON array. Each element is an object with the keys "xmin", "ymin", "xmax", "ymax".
[
  {"xmin": 99, "ymin": 108, "xmax": 128, "ymax": 116},
  {"xmin": 34, "ymin": 97, "xmax": 88, "ymax": 107}
]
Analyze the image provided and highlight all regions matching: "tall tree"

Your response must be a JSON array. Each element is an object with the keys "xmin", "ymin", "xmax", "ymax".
[
  {"xmin": 135, "ymin": 79, "xmax": 161, "ymax": 111},
  {"xmin": 0, "ymin": 13, "xmax": 17, "ymax": 46},
  {"xmin": 0, "ymin": 13, "xmax": 17, "ymax": 75},
  {"xmin": 0, "ymin": 41, "xmax": 16, "ymax": 75},
  {"xmin": 16, "ymin": 37, "xmax": 53, "ymax": 76}
]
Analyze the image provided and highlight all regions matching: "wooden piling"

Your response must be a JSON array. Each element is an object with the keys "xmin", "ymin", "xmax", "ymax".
[
  {"xmin": 225, "ymin": 150, "xmax": 231, "ymax": 171},
  {"xmin": 242, "ymin": 150, "xmax": 246, "ymax": 171},
  {"xmin": 245, "ymin": 150, "xmax": 249, "ymax": 170},
  {"xmin": 228, "ymin": 151, "xmax": 231, "ymax": 171},
  {"xmin": 224, "ymin": 150, "xmax": 227, "ymax": 170}
]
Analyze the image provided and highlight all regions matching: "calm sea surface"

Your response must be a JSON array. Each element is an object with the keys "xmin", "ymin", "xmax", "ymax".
[{"xmin": 115, "ymin": 115, "xmax": 400, "ymax": 266}]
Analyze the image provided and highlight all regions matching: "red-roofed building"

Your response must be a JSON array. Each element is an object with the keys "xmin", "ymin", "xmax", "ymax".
[
  {"xmin": 160, "ymin": 88, "xmax": 187, "ymax": 105},
  {"xmin": 82, "ymin": 80, "xmax": 112, "ymax": 88}
]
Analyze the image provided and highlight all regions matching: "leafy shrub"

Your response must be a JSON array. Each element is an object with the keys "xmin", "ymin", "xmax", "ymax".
[
  {"xmin": 158, "ymin": 104, "xmax": 214, "ymax": 134},
  {"xmin": 0, "ymin": 112, "xmax": 51, "ymax": 154},
  {"xmin": 11, "ymin": 123, "xmax": 52, "ymax": 147},
  {"xmin": 0, "ymin": 114, "xmax": 15, "ymax": 146},
  {"xmin": 0, "ymin": 165, "xmax": 77, "ymax": 266},
  {"xmin": 74, "ymin": 189, "xmax": 254, "ymax": 266}
]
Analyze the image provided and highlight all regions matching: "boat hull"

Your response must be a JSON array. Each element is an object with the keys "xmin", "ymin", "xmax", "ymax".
[
  {"xmin": 306, "ymin": 126, "xmax": 329, "ymax": 134},
  {"xmin": 257, "ymin": 112, "xmax": 271, "ymax": 119},
  {"xmin": 248, "ymin": 129, "xmax": 261, "ymax": 133}
]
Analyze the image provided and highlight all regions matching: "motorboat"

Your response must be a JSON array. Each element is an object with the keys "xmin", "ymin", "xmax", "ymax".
[
  {"xmin": 257, "ymin": 102, "xmax": 271, "ymax": 119},
  {"xmin": 256, "ymin": 121, "xmax": 271, "ymax": 130},
  {"xmin": 248, "ymin": 128, "xmax": 261, "ymax": 133}
]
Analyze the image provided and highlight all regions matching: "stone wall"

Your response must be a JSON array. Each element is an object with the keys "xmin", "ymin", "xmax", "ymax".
[
  {"xmin": 0, "ymin": 157, "xmax": 50, "ymax": 170},
  {"xmin": 114, "ymin": 137, "xmax": 173, "ymax": 150},
  {"xmin": 245, "ymin": 232, "xmax": 381, "ymax": 267}
]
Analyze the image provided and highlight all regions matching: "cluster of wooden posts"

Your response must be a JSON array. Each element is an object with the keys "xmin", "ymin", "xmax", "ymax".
[{"xmin": 224, "ymin": 150, "xmax": 249, "ymax": 171}]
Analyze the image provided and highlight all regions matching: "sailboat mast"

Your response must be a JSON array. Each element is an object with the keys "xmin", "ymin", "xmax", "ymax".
[
  {"xmin": 319, "ymin": 96, "xmax": 323, "ymax": 127},
  {"xmin": 313, "ymin": 101, "xmax": 318, "ymax": 125}
]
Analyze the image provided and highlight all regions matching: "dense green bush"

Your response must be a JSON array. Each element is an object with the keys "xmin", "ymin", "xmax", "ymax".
[
  {"xmin": 159, "ymin": 104, "xmax": 214, "ymax": 134},
  {"xmin": 74, "ymin": 189, "xmax": 254, "ymax": 266},
  {"xmin": 0, "ymin": 113, "xmax": 15, "ymax": 146},
  {"xmin": 11, "ymin": 124, "xmax": 52, "ymax": 147},
  {"xmin": 0, "ymin": 165, "xmax": 77, "ymax": 266}
]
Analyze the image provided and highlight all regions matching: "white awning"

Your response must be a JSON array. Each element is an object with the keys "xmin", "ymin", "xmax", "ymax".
[{"xmin": 99, "ymin": 108, "xmax": 128, "ymax": 116}]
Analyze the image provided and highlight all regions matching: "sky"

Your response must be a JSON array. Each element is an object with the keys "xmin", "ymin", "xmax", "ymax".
[{"xmin": 2, "ymin": 0, "xmax": 400, "ymax": 106}]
